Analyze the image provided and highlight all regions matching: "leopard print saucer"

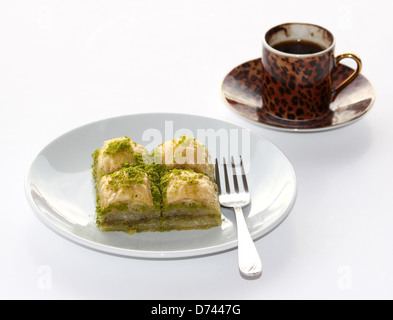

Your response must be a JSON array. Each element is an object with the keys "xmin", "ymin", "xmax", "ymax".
[{"xmin": 221, "ymin": 58, "xmax": 376, "ymax": 132}]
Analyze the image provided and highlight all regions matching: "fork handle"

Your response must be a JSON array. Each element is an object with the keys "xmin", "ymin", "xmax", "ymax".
[{"xmin": 234, "ymin": 207, "xmax": 262, "ymax": 277}]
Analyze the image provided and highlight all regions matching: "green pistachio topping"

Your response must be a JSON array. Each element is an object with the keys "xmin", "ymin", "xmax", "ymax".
[
  {"xmin": 107, "ymin": 166, "xmax": 146, "ymax": 192},
  {"xmin": 104, "ymin": 137, "xmax": 134, "ymax": 155}
]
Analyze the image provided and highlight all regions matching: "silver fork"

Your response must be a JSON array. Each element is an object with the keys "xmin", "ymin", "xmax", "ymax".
[{"xmin": 215, "ymin": 156, "xmax": 262, "ymax": 277}]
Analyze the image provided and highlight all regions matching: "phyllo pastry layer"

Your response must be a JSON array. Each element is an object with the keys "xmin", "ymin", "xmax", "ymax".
[
  {"xmin": 93, "ymin": 137, "xmax": 147, "ymax": 179},
  {"xmin": 96, "ymin": 165, "xmax": 161, "ymax": 232},
  {"xmin": 159, "ymin": 169, "xmax": 222, "ymax": 230},
  {"xmin": 152, "ymin": 135, "xmax": 214, "ymax": 180}
]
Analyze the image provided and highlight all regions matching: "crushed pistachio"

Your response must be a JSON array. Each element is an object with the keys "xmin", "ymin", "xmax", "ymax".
[
  {"xmin": 107, "ymin": 166, "xmax": 146, "ymax": 192},
  {"xmin": 104, "ymin": 137, "xmax": 134, "ymax": 155}
]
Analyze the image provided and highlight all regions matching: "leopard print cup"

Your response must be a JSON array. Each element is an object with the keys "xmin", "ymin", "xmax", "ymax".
[{"xmin": 262, "ymin": 23, "xmax": 362, "ymax": 121}]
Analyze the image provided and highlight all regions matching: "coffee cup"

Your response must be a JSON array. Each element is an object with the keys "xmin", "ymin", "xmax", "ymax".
[{"xmin": 261, "ymin": 22, "xmax": 362, "ymax": 121}]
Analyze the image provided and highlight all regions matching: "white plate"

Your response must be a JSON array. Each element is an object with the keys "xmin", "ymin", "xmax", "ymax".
[{"xmin": 25, "ymin": 113, "xmax": 297, "ymax": 259}]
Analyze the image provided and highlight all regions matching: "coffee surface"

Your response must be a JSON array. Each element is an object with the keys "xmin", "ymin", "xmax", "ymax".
[{"xmin": 272, "ymin": 40, "xmax": 325, "ymax": 54}]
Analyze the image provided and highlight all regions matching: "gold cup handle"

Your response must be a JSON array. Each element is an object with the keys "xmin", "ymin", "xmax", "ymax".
[{"xmin": 333, "ymin": 53, "xmax": 362, "ymax": 95}]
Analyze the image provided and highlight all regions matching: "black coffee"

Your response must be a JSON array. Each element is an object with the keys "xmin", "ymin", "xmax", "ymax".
[{"xmin": 273, "ymin": 40, "xmax": 325, "ymax": 54}]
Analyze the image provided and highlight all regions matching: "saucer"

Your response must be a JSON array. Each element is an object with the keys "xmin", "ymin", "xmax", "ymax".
[{"xmin": 221, "ymin": 58, "xmax": 376, "ymax": 132}]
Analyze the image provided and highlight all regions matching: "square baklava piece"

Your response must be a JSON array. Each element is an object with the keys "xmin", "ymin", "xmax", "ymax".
[
  {"xmin": 159, "ymin": 169, "xmax": 222, "ymax": 231},
  {"xmin": 93, "ymin": 136, "xmax": 147, "ymax": 179},
  {"xmin": 96, "ymin": 165, "xmax": 161, "ymax": 232},
  {"xmin": 152, "ymin": 135, "xmax": 215, "ymax": 180}
]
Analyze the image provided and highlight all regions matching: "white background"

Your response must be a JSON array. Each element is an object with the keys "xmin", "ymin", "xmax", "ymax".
[{"xmin": 1, "ymin": 0, "xmax": 392, "ymax": 300}]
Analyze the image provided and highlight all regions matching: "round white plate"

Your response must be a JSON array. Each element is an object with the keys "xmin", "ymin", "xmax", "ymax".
[{"xmin": 25, "ymin": 113, "xmax": 297, "ymax": 259}]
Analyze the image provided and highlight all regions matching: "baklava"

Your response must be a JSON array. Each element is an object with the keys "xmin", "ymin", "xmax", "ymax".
[
  {"xmin": 159, "ymin": 169, "xmax": 222, "ymax": 231},
  {"xmin": 96, "ymin": 165, "xmax": 161, "ymax": 232},
  {"xmin": 92, "ymin": 135, "xmax": 221, "ymax": 234},
  {"xmin": 152, "ymin": 135, "xmax": 215, "ymax": 180},
  {"xmin": 92, "ymin": 136, "xmax": 147, "ymax": 179}
]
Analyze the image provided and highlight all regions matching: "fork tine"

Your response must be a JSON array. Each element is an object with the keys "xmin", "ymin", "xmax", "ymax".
[
  {"xmin": 231, "ymin": 156, "xmax": 239, "ymax": 193},
  {"xmin": 222, "ymin": 157, "xmax": 231, "ymax": 194},
  {"xmin": 239, "ymin": 156, "xmax": 249, "ymax": 193},
  {"xmin": 215, "ymin": 158, "xmax": 222, "ymax": 195}
]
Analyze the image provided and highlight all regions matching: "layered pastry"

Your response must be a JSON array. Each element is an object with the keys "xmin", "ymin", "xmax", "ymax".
[
  {"xmin": 159, "ymin": 169, "xmax": 222, "ymax": 231},
  {"xmin": 96, "ymin": 165, "xmax": 161, "ymax": 232},
  {"xmin": 92, "ymin": 135, "xmax": 221, "ymax": 234},
  {"xmin": 92, "ymin": 136, "xmax": 147, "ymax": 179},
  {"xmin": 152, "ymin": 135, "xmax": 215, "ymax": 180}
]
